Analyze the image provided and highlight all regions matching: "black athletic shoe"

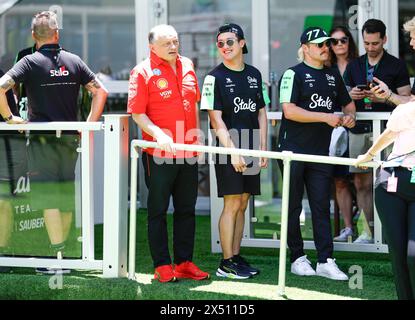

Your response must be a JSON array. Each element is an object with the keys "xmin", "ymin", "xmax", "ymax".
[
  {"xmin": 0, "ymin": 266, "xmax": 11, "ymax": 273},
  {"xmin": 216, "ymin": 259, "xmax": 252, "ymax": 280},
  {"xmin": 232, "ymin": 255, "xmax": 260, "ymax": 275}
]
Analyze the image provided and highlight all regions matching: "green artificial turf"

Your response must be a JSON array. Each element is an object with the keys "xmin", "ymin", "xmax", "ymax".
[{"xmin": 0, "ymin": 209, "xmax": 397, "ymax": 300}]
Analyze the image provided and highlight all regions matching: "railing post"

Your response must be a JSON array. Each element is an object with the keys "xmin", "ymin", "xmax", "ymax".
[
  {"xmin": 372, "ymin": 119, "xmax": 383, "ymax": 246},
  {"xmin": 81, "ymin": 129, "xmax": 95, "ymax": 261},
  {"xmin": 103, "ymin": 115, "xmax": 130, "ymax": 278},
  {"xmin": 128, "ymin": 143, "xmax": 139, "ymax": 280},
  {"xmin": 278, "ymin": 152, "xmax": 292, "ymax": 297}
]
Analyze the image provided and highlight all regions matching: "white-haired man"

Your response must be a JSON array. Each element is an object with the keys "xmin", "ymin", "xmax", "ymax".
[{"xmin": 127, "ymin": 24, "xmax": 209, "ymax": 283}]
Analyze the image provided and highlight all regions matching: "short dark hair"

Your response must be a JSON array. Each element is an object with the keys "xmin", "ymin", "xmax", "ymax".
[{"xmin": 362, "ymin": 19, "xmax": 387, "ymax": 38}]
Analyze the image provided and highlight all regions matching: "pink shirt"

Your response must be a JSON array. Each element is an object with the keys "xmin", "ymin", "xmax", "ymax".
[{"xmin": 386, "ymin": 101, "xmax": 415, "ymax": 168}]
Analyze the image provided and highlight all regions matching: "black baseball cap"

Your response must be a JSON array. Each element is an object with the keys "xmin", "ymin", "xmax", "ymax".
[
  {"xmin": 216, "ymin": 23, "xmax": 248, "ymax": 54},
  {"xmin": 300, "ymin": 27, "xmax": 332, "ymax": 45}
]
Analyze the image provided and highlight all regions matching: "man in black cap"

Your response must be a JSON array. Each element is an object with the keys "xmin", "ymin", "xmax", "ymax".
[
  {"xmin": 278, "ymin": 27, "xmax": 356, "ymax": 280},
  {"xmin": 201, "ymin": 23, "xmax": 269, "ymax": 279}
]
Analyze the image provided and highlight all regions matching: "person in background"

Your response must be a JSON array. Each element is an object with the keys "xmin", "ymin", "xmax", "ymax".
[
  {"xmin": 344, "ymin": 19, "xmax": 412, "ymax": 244},
  {"xmin": 369, "ymin": 17, "xmax": 415, "ymax": 104},
  {"xmin": 328, "ymin": 26, "xmax": 359, "ymax": 242}
]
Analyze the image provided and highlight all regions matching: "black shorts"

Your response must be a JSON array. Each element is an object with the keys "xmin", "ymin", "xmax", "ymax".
[
  {"xmin": 214, "ymin": 155, "xmax": 261, "ymax": 197},
  {"xmin": 27, "ymin": 134, "xmax": 79, "ymax": 212},
  {"xmin": 333, "ymin": 149, "xmax": 351, "ymax": 178}
]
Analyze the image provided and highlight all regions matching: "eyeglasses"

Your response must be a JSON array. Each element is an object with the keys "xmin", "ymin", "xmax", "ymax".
[
  {"xmin": 217, "ymin": 38, "xmax": 238, "ymax": 48},
  {"xmin": 331, "ymin": 37, "xmax": 349, "ymax": 46},
  {"xmin": 313, "ymin": 40, "xmax": 331, "ymax": 48}
]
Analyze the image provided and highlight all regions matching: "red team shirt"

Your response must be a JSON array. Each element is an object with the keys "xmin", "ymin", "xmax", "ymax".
[{"xmin": 127, "ymin": 52, "xmax": 200, "ymax": 158}]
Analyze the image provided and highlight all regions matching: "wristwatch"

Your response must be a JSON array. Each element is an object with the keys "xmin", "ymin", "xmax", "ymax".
[{"xmin": 3, "ymin": 114, "xmax": 13, "ymax": 122}]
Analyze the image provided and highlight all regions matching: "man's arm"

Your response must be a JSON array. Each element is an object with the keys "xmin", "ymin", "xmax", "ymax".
[
  {"xmin": 84, "ymin": 78, "xmax": 108, "ymax": 122},
  {"xmin": 132, "ymin": 113, "xmax": 176, "ymax": 154},
  {"xmin": 341, "ymin": 101, "xmax": 356, "ymax": 128},
  {"xmin": 208, "ymin": 109, "xmax": 246, "ymax": 173},
  {"xmin": 282, "ymin": 103, "xmax": 342, "ymax": 127},
  {"xmin": 370, "ymin": 77, "xmax": 413, "ymax": 106},
  {"xmin": 355, "ymin": 128, "xmax": 398, "ymax": 166},
  {"xmin": 0, "ymin": 74, "xmax": 25, "ymax": 124},
  {"xmin": 258, "ymin": 107, "xmax": 268, "ymax": 168}
]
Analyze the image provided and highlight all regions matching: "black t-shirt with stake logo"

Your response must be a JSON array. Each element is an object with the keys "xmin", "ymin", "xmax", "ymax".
[
  {"xmin": 200, "ymin": 63, "xmax": 269, "ymax": 150},
  {"xmin": 278, "ymin": 62, "xmax": 351, "ymax": 155},
  {"xmin": 7, "ymin": 44, "xmax": 95, "ymax": 122}
]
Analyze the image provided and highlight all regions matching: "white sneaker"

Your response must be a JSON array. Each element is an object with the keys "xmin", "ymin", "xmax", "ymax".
[
  {"xmin": 353, "ymin": 231, "xmax": 374, "ymax": 244},
  {"xmin": 291, "ymin": 255, "xmax": 316, "ymax": 276},
  {"xmin": 333, "ymin": 227, "xmax": 353, "ymax": 242},
  {"xmin": 316, "ymin": 258, "xmax": 348, "ymax": 281}
]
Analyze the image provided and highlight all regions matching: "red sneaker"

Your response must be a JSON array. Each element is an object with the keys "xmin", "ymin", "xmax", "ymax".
[
  {"xmin": 174, "ymin": 261, "xmax": 210, "ymax": 280},
  {"xmin": 154, "ymin": 265, "xmax": 177, "ymax": 283}
]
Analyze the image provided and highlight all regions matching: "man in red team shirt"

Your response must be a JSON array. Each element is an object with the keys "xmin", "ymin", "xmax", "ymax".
[{"xmin": 127, "ymin": 24, "xmax": 209, "ymax": 283}]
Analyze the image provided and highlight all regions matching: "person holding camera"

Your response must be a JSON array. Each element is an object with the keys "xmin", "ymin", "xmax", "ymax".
[{"xmin": 343, "ymin": 19, "xmax": 412, "ymax": 244}]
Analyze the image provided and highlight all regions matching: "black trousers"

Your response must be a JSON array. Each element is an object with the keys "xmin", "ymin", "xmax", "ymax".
[
  {"xmin": 142, "ymin": 153, "xmax": 198, "ymax": 268},
  {"xmin": 375, "ymin": 167, "xmax": 415, "ymax": 300},
  {"xmin": 279, "ymin": 161, "xmax": 334, "ymax": 263}
]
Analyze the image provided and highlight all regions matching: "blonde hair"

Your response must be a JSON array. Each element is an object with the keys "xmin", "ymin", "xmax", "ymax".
[
  {"xmin": 297, "ymin": 46, "xmax": 305, "ymax": 62},
  {"xmin": 31, "ymin": 11, "xmax": 59, "ymax": 41},
  {"xmin": 403, "ymin": 17, "xmax": 415, "ymax": 33}
]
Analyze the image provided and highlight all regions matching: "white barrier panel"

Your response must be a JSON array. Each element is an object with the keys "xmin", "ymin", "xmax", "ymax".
[
  {"xmin": 129, "ymin": 139, "xmax": 379, "ymax": 295},
  {"xmin": 0, "ymin": 116, "xmax": 129, "ymax": 278}
]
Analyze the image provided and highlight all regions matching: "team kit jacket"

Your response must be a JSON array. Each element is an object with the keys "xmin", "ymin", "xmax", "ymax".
[{"xmin": 127, "ymin": 52, "xmax": 200, "ymax": 159}]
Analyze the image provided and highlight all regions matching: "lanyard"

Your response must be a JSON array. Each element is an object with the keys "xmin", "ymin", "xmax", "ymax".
[
  {"xmin": 383, "ymin": 150, "xmax": 415, "ymax": 168},
  {"xmin": 365, "ymin": 56, "xmax": 380, "ymax": 83}
]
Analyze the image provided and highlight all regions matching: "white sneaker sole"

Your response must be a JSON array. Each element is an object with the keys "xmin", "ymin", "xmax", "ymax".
[
  {"xmin": 316, "ymin": 272, "xmax": 348, "ymax": 281},
  {"xmin": 216, "ymin": 268, "xmax": 251, "ymax": 280},
  {"xmin": 291, "ymin": 270, "xmax": 316, "ymax": 276}
]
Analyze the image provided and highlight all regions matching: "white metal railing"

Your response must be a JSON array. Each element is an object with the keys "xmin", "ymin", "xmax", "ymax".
[
  {"xmin": 208, "ymin": 112, "xmax": 390, "ymax": 255},
  {"xmin": 128, "ymin": 139, "xmax": 379, "ymax": 296},
  {"xmin": 0, "ymin": 117, "xmax": 129, "ymax": 278}
]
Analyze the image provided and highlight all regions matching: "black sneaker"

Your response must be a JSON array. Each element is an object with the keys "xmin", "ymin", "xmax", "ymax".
[
  {"xmin": 216, "ymin": 259, "xmax": 252, "ymax": 280},
  {"xmin": 232, "ymin": 255, "xmax": 260, "ymax": 275},
  {"xmin": 0, "ymin": 266, "xmax": 11, "ymax": 273},
  {"xmin": 35, "ymin": 267, "xmax": 71, "ymax": 275}
]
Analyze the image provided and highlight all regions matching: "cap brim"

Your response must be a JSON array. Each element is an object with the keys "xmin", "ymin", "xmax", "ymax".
[{"xmin": 309, "ymin": 36, "xmax": 332, "ymax": 44}]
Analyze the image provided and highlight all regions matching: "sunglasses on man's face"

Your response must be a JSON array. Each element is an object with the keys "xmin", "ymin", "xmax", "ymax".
[
  {"xmin": 217, "ymin": 38, "xmax": 238, "ymax": 48},
  {"xmin": 331, "ymin": 37, "xmax": 349, "ymax": 46},
  {"xmin": 314, "ymin": 40, "xmax": 331, "ymax": 48}
]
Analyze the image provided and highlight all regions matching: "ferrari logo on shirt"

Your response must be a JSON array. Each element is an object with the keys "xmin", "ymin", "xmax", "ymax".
[{"xmin": 156, "ymin": 78, "xmax": 169, "ymax": 90}]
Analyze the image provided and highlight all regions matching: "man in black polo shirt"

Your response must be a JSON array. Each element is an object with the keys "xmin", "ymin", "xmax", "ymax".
[
  {"xmin": 278, "ymin": 27, "xmax": 356, "ymax": 281},
  {"xmin": 369, "ymin": 17, "xmax": 415, "ymax": 105},
  {"xmin": 0, "ymin": 11, "xmax": 108, "ymax": 273},
  {"xmin": 13, "ymin": 44, "xmax": 37, "ymax": 120},
  {"xmin": 344, "ymin": 19, "xmax": 412, "ymax": 244}
]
